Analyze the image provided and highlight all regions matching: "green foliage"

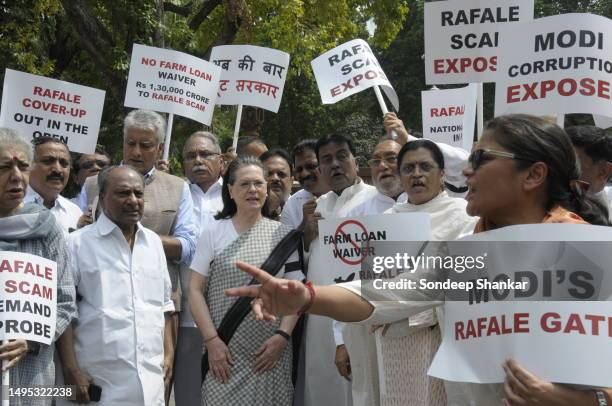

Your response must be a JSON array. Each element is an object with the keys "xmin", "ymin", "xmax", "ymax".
[{"xmin": 1, "ymin": 0, "xmax": 611, "ymax": 172}]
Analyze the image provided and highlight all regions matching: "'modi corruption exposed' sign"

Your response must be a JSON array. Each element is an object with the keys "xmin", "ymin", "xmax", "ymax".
[{"xmin": 495, "ymin": 13, "xmax": 612, "ymax": 117}]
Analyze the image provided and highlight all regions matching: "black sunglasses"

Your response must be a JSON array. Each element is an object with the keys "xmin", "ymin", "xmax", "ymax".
[{"xmin": 468, "ymin": 149, "xmax": 534, "ymax": 170}]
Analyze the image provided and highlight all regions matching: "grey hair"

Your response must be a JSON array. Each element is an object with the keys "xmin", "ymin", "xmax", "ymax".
[
  {"xmin": 98, "ymin": 165, "xmax": 145, "ymax": 196},
  {"xmin": 0, "ymin": 128, "xmax": 33, "ymax": 162},
  {"xmin": 123, "ymin": 109, "xmax": 166, "ymax": 144},
  {"xmin": 182, "ymin": 131, "xmax": 221, "ymax": 157}
]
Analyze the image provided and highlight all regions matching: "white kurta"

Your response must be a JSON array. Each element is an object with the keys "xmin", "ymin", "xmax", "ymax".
[
  {"xmin": 64, "ymin": 213, "xmax": 174, "ymax": 406},
  {"xmin": 382, "ymin": 191, "xmax": 478, "ymax": 405},
  {"xmin": 332, "ymin": 191, "xmax": 407, "ymax": 406},
  {"xmin": 386, "ymin": 191, "xmax": 477, "ymax": 240},
  {"xmin": 281, "ymin": 188, "xmax": 315, "ymax": 229},
  {"xmin": 24, "ymin": 185, "xmax": 83, "ymax": 234},
  {"xmin": 303, "ymin": 180, "xmax": 377, "ymax": 406},
  {"xmin": 175, "ymin": 179, "xmax": 223, "ymax": 406}
]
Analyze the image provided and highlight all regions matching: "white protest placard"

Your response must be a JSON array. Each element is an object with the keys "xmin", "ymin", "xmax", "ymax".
[
  {"xmin": 422, "ymin": 84, "xmax": 477, "ymax": 150},
  {"xmin": 317, "ymin": 213, "xmax": 430, "ymax": 285},
  {"xmin": 495, "ymin": 13, "xmax": 612, "ymax": 117},
  {"xmin": 594, "ymin": 115, "xmax": 612, "ymax": 129},
  {"xmin": 0, "ymin": 69, "xmax": 105, "ymax": 154},
  {"xmin": 311, "ymin": 39, "xmax": 399, "ymax": 110},
  {"xmin": 428, "ymin": 224, "xmax": 612, "ymax": 387},
  {"xmin": 424, "ymin": 0, "xmax": 534, "ymax": 85},
  {"xmin": 210, "ymin": 45, "xmax": 289, "ymax": 113},
  {"xmin": 124, "ymin": 44, "xmax": 221, "ymax": 125},
  {"xmin": 0, "ymin": 251, "xmax": 57, "ymax": 345}
]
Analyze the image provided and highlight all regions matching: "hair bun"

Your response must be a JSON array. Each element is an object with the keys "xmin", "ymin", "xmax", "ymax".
[{"xmin": 569, "ymin": 179, "xmax": 590, "ymax": 198}]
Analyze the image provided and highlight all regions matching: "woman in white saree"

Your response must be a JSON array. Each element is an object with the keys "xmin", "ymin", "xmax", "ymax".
[{"xmin": 379, "ymin": 139, "xmax": 476, "ymax": 406}]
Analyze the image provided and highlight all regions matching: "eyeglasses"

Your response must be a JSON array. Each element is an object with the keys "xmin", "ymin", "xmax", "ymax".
[
  {"xmin": 234, "ymin": 180, "xmax": 267, "ymax": 190},
  {"xmin": 468, "ymin": 149, "xmax": 534, "ymax": 170},
  {"xmin": 368, "ymin": 156, "xmax": 398, "ymax": 167},
  {"xmin": 184, "ymin": 151, "xmax": 221, "ymax": 162},
  {"xmin": 399, "ymin": 161, "xmax": 438, "ymax": 176}
]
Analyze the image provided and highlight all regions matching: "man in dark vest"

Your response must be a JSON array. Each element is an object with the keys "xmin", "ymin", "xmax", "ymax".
[{"xmin": 77, "ymin": 109, "xmax": 197, "ymax": 401}]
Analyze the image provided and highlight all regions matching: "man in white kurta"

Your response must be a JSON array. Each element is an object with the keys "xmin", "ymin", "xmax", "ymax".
[
  {"xmin": 58, "ymin": 166, "xmax": 174, "ymax": 406},
  {"xmin": 303, "ymin": 134, "xmax": 377, "ymax": 406},
  {"xmin": 333, "ymin": 139, "xmax": 405, "ymax": 406},
  {"xmin": 176, "ymin": 131, "xmax": 225, "ymax": 406}
]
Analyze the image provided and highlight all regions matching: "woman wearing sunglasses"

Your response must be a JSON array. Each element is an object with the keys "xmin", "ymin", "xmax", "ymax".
[{"xmin": 227, "ymin": 114, "xmax": 611, "ymax": 405}]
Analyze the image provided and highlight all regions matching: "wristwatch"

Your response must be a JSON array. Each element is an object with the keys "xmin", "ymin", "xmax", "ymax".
[{"xmin": 594, "ymin": 390, "xmax": 608, "ymax": 406}]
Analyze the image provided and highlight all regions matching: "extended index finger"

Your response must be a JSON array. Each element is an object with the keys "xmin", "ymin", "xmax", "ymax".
[{"xmin": 235, "ymin": 261, "xmax": 274, "ymax": 284}]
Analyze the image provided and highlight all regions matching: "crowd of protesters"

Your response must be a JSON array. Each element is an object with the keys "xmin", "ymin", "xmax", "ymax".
[{"xmin": 0, "ymin": 108, "xmax": 611, "ymax": 406}]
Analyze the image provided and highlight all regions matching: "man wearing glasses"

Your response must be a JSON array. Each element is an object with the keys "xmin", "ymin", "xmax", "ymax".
[
  {"xmin": 71, "ymin": 147, "xmax": 111, "ymax": 205},
  {"xmin": 174, "ymin": 130, "xmax": 224, "ymax": 406},
  {"xmin": 182, "ymin": 131, "xmax": 225, "ymax": 225}
]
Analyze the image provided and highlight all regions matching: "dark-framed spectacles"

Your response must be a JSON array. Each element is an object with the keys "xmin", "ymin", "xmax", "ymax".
[
  {"xmin": 184, "ymin": 151, "xmax": 221, "ymax": 162},
  {"xmin": 368, "ymin": 156, "xmax": 398, "ymax": 168},
  {"xmin": 468, "ymin": 149, "xmax": 534, "ymax": 170}
]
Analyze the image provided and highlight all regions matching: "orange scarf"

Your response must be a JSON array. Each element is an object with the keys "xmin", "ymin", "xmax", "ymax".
[{"xmin": 474, "ymin": 205, "xmax": 587, "ymax": 233}]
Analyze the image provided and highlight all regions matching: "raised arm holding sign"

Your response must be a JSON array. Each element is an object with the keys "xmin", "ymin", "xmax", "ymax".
[{"xmin": 311, "ymin": 39, "xmax": 400, "ymax": 131}]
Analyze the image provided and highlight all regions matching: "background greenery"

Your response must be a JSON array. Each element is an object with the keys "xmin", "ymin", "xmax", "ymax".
[{"xmin": 1, "ymin": 0, "xmax": 610, "ymax": 168}]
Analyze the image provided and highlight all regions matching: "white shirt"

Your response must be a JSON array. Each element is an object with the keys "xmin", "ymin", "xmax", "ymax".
[
  {"xmin": 190, "ymin": 218, "xmax": 304, "ymax": 280},
  {"xmin": 303, "ymin": 180, "xmax": 376, "ymax": 406},
  {"xmin": 345, "ymin": 190, "xmax": 407, "ymax": 218},
  {"xmin": 281, "ymin": 188, "xmax": 315, "ymax": 229},
  {"xmin": 387, "ymin": 191, "xmax": 477, "ymax": 240},
  {"xmin": 190, "ymin": 178, "xmax": 223, "ymax": 226},
  {"xmin": 179, "ymin": 179, "xmax": 224, "ymax": 327},
  {"xmin": 24, "ymin": 185, "xmax": 82, "ymax": 234},
  {"xmin": 314, "ymin": 180, "xmax": 378, "ymax": 222},
  {"xmin": 332, "ymin": 190, "xmax": 407, "ymax": 345},
  {"xmin": 66, "ymin": 213, "xmax": 174, "ymax": 406}
]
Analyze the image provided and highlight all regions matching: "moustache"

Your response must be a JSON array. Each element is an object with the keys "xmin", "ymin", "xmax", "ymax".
[
  {"xmin": 193, "ymin": 165, "xmax": 210, "ymax": 172},
  {"xmin": 46, "ymin": 173, "xmax": 65, "ymax": 182},
  {"xmin": 300, "ymin": 175, "xmax": 317, "ymax": 183}
]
